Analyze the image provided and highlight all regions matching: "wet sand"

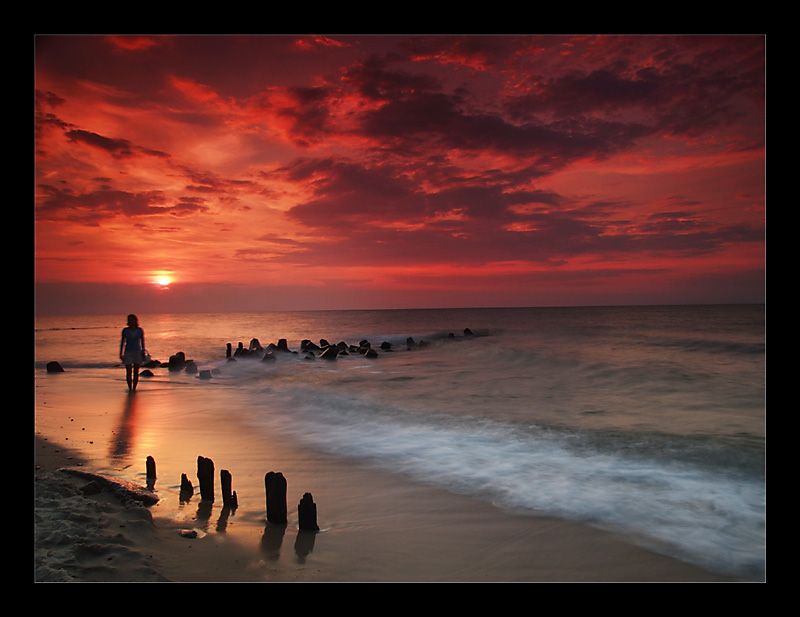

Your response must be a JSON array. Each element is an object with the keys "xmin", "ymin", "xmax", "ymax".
[{"xmin": 34, "ymin": 369, "xmax": 740, "ymax": 583}]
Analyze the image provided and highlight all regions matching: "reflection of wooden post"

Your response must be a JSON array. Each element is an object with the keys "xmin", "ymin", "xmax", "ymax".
[
  {"xmin": 265, "ymin": 471, "xmax": 287, "ymax": 524},
  {"xmin": 197, "ymin": 456, "xmax": 215, "ymax": 502},
  {"xmin": 221, "ymin": 469, "xmax": 238, "ymax": 508},
  {"xmin": 298, "ymin": 492, "xmax": 320, "ymax": 531}
]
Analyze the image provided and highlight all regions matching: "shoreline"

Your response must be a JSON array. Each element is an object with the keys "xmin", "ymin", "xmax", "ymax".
[
  {"xmin": 34, "ymin": 434, "xmax": 268, "ymax": 582},
  {"xmin": 34, "ymin": 433, "xmax": 741, "ymax": 583},
  {"xmin": 34, "ymin": 307, "xmax": 764, "ymax": 583}
]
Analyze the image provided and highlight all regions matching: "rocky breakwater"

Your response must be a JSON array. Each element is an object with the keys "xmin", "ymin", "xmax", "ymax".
[{"xmin": 43, "ymin": 328, "xmax": 484, "ymax": 381}]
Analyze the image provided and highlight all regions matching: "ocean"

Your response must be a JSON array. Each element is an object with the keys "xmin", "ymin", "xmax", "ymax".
[{"xmin": 34, "ymin": 304, "xmax": 766, "ymax": 580}]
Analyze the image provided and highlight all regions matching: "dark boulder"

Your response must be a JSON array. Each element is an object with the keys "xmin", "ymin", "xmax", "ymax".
[
  {"xmin": 249, "ymin": 338, "xmax": 263, "ymax": 352},
  {"xmin": 320, "ymin": 346, "xmax": 339, "ymax": 360},
  {"xmin": 46, "ymin": 361, "xmax": 64, "ymax": 373},
  {"xmin": 168, "ymin": 352, "xmax": 187, "ymax": 371}
]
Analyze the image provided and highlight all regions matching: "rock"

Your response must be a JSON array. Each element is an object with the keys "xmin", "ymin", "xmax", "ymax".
[
  {"xmin": 320, "ymin": 346, "xmax": 339, "ymax": 360},
  {"xmin": 168, "ymin": 352, "xmax": 187, "ymax": 371},
  {"xmin": 364, "ymin": 348, "xmax": 378, "ymax": 359},
  {"xmin": 46, "ymin": 361, "xmax": 64, "ymax": 373},
  {"xmin": 198, "ymin": 370, "xmax": 212, "ymax": 379},
  {"xmin": 140, "ymin": 369, "xmax": 154, "ymax": 377}
]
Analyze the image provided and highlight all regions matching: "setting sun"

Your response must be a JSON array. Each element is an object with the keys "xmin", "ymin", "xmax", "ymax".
[{"xmin": 156, "ymin": 276, "xmax": 171, "ymax": 288}]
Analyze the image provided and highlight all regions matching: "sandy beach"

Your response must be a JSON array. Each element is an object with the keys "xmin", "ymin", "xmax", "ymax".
[{"xmin": 34, "ymin": 377, "xmax": 740, "ymax": 583}]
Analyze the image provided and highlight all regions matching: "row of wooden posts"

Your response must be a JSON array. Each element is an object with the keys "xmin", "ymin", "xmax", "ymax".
[{"xmin": 145, "ymin": 455, "xmax": 319, "ymax": 531}]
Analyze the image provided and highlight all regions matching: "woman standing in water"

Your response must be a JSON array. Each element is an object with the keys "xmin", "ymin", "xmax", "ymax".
[{"xmin": 120, "ymin": 314, "xmax": 146, "ymax": 391}]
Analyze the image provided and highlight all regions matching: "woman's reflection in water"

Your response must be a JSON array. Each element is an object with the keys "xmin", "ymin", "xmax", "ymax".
[{"xmin": 111, "ymin": 392, "xmax": 139, "ymax": 461}]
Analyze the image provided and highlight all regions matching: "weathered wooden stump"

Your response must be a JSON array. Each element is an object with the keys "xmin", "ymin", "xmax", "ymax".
[
  {"xmin": 265, "ymin": 471, "xmax": 287, "ymax": 525},
  {"xmin": 298, "ymin": 492, "xmax": 320, "ymax": 531},
  {"xmin": 221, "ymin": 469, "xmax": 238, "ymax": 508},
  {"xmin": 146, "ymin": 456, "xmax": 156, "ymax": 480},
  {"xmin": 180, "ymin": 473, "xmax": 193, "ymax": 497},
  {"xmin": 197, "ymin": 456, "xmax": 215, "ymax": 502}
]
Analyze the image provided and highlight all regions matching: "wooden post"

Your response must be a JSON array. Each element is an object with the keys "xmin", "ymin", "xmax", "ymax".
[
  {"xmin": 221, "ymin": 469, "xmax": 238, "ymax": 508},
  {"xmin": 146, "ymin": 456, "xmax": 156, "ymax": 480},
  {"xmin": 265, "ymin": 471, "xmax": 287, "ymax": 524},
  {"xmin": 226, "ymin": 342, "xmax": 232, "ymax": 358},
  {"xmin": 298, "ymin": 492, "xmax": 320, "ymax": 531},
  {"xmin": 180, "ymin": 473, "xmax": 193, "ymax": 498},
  {"xmin": 197, "ymin": 456, "xmax": 215, "ymax": 502}
]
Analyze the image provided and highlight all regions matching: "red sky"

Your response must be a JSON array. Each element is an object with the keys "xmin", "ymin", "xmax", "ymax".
[{"xmin": 34, "ymin": 35, "xmax": 765, "ymax": 315}]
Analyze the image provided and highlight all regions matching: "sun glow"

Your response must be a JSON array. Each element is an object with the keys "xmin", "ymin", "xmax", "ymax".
[{"xmin": 155, "ymin": 275, "xmax": 172, "ymax": 288}]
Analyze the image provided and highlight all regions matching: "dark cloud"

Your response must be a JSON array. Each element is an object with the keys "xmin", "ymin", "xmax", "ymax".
[
  {"xmin": 36, "ymin": 184, "xmax": 206, "ymax": 222},
  {"xmin": 34, "ymin": 35, "xmax": 766, "ymax": 310},
  {"xmin": 65, "ymin": 129, "xmax": 137, "ymax": 159}
]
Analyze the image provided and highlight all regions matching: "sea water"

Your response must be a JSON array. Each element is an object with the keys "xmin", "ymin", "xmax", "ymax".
[{"xmin": 34, "ymin": 305, "xmax": 766, "ymax": 579}]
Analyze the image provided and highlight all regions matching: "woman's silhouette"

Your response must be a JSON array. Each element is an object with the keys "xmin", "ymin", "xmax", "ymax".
[{"xmin": 120, "ymin": 314, "xmax": 146, "ymax": 391}]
